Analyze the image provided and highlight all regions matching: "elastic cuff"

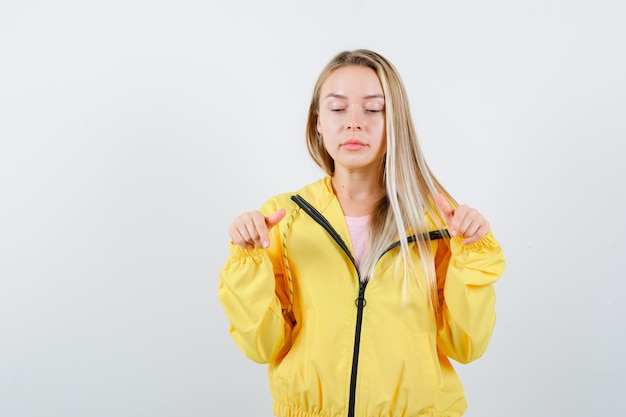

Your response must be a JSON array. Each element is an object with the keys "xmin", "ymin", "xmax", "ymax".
[
  {"xmin": 450, "ymin": 231, "xmax": 499, "ymax": 253},
  {"xmin": 229, "ymin": 242, "xmax": 267, "ymax": 259}
]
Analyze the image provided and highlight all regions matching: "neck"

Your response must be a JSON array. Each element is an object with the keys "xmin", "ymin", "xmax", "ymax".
[{"xmin": 331, "ymin": 169, "xmax": 385, "ymax": 217}]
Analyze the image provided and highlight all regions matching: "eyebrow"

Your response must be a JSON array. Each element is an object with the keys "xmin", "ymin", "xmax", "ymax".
[{"xmin": 324, "ymin": 93, "xmax": 384, "ymax": 100}]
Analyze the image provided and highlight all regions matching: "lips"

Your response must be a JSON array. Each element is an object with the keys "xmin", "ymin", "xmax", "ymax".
[{"xmin": 341, "ymin": 139, "xmax": 367, "ymax": 150}]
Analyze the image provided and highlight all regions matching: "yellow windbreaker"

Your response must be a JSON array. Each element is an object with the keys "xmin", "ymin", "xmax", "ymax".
[{"xmin": 218, "ymin": 177, "xmax": 506, "ymax": 417}]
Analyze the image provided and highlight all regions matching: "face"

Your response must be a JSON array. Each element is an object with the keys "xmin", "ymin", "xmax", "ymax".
[{"xmin": 316, "ymin": 65, "xmax": 386, "ymax": 174}]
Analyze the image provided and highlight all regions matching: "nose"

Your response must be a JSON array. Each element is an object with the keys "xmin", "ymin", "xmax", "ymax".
[
  {"xmin": 347, "ymin": 121, "xmax": 361, "ymax": 130},
  {"xmin": 346, "ymin": 110, "xmax": 362, "ymax": 131}
]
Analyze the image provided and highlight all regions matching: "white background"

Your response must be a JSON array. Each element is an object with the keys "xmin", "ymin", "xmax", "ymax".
[{"xmin": 1, "ymin": 1, "xmax": 625, "ymax": 416}]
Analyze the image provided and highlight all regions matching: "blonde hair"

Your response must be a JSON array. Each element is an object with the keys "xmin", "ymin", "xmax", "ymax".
[{"xmin": 306, "ymin": 49, "xmax": 457, "ymax": 309}]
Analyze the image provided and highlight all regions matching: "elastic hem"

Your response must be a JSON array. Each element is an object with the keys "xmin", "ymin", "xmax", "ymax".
[{"xmin": 273, "ymin": 402, "xmax": 332, "ymax": 417}]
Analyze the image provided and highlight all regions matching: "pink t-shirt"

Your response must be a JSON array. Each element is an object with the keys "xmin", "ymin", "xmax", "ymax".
[{"xmin": 345, "ymin": 215, "xmax": 370, "ymax": 267}]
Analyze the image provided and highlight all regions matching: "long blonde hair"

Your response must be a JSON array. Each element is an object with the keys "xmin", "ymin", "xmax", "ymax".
[{"xmin": 306, "ymin": 49, "xmax": 456, "ymax": 309}]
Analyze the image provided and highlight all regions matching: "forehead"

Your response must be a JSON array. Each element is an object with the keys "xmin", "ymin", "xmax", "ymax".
[{"xmin": 321, "ymin": 65, "xmax": 383, "ymax": 97}]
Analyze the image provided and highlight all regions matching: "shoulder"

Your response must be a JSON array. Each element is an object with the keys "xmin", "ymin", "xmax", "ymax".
[{"xmin": 259, "ymin": 177, "xmax": 332, "ymax": 216}]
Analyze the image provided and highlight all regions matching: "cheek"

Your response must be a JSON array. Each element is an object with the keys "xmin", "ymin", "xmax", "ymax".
[
  {"xmin": 374, "ymin": 119, "xmax": 386, "ymax": 138},
  {"xmin": 319, "ymin": 117, "xmax": 342, "ymax": 134},
  {"xmin": 317, "ymin": 115, "xmax": 326, "ymax": 134},
  {"xmin": 378, "ymin": 136, "xmax": 387, "ymax": 152}
]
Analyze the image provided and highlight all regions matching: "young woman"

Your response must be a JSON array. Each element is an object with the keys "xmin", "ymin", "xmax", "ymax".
[{"xmin": 218, "ymin": 49, "xmax": 505, "ymax": 417}]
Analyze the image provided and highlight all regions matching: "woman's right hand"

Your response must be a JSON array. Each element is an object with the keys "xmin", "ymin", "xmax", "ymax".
[{"xmin": 229, "ymin": 209, "xmax": 286, "ymax": 250}]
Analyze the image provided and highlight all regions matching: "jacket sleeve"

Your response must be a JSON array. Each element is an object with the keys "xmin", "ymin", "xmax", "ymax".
[
  {"xmin": 435, "ymin": 231, "xmax": 505, "ymax": 364},
  {"xmin": 217, "ymin": 202, "xmax": 294, "ymax": 364}
]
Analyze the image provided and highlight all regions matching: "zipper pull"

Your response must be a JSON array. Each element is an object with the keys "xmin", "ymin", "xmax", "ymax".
[{"xmin": 355, "ymin": 281, "xmax": 367, "ymax": 308}]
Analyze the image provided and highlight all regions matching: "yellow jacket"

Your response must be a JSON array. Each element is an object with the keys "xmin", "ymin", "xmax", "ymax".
[{"xmin": 218, "ymin": 177, "xmax": 506, "ymax": 417}]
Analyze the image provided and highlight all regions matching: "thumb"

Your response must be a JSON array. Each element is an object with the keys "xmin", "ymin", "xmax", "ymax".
[
  {"xmin": 266, "ymin": 208, "xmax": 286, "ymax": 229},
  {"xmin": 434, "ymin": 194, "xmax": 453, "ymax": 219}
]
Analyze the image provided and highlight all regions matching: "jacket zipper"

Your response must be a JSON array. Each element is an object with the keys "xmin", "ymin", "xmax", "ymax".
[
  {"xmin": 379, "ymin": 229, "xmax": 450, "ymax": 258},
  {"xmin": 290, "ymin": 194, "xmax": 449, "ymax": 417},
  {"xmin": 348, "ymin": 280, "xmax": 367, "ymax": 417},
  {"xmin": 291, "ymin": 195, "xmax": 364, "ymax": 417}
]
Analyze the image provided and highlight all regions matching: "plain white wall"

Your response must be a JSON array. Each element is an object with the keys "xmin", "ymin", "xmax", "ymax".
[{"xmin": 1, "ymin": 1, "xmax": 625, "ymax": 416}]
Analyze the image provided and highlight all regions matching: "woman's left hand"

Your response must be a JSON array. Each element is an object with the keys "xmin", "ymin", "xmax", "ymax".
[{"xmin": 434, "ymin": 194, "xmax": 490, "ymax": 245}]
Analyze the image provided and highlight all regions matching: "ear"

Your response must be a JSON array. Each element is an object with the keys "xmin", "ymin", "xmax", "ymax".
[{"xmin": 316, "ymin": 117, "xmax": 322, "ymax": 134}]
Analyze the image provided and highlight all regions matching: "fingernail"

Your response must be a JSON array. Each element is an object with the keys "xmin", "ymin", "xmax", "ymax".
[
  {"xmin": 263, "ymin": 240, "xmax": 269, "ymax": 248},
  {"xmin": 450, "ymin": 229, "xmax": 457, "ymax": 236}
]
